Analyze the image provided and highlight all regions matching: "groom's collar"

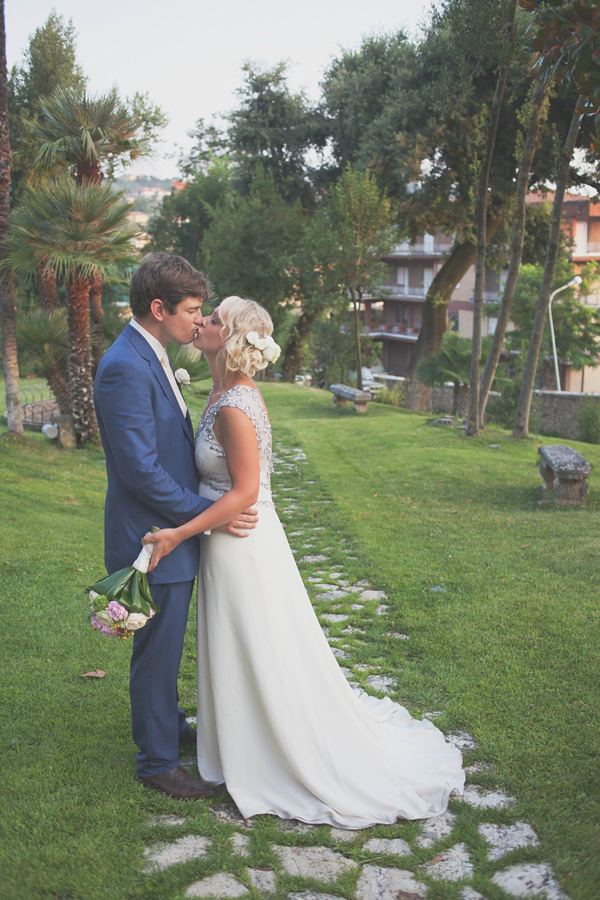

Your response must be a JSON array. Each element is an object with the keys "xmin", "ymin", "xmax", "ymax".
[{"xmin": 129, "ymin": 317, "xmax": 166, "ymax": 363}]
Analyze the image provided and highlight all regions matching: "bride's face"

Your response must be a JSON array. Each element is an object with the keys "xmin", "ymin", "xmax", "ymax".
[{"xmin": 194, "ymin": 307, "xmax": 225, "ymax": 356}]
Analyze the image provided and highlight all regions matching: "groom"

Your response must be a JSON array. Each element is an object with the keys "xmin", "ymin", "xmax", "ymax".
[{"xmin": 94, "ymin": 252, "xmax": 256, "ymax": 800}]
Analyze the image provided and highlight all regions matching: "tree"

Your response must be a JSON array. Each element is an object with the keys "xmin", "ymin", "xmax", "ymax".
[
  {"xmin": 6, "ymin": 177, "xmax": 139, "ymax": 443},
  {"xmin": 513, "ymin": 93, "xmax": 584, "ymax": 437},
  {"xmin": 478, "ymin": 75, "xmax": 550, "ymax": 425},
  {"xmin": 0, "ymin": 0, "xmax": 22, "ymax": 435},
  {"xmin": 8, "ymin": 10, "xmax": 86, "ymax": 201},
  {"xmin": 202, "ymin": 168, "xmax": 305, "ymax": 332},
  {"xmin": 506, "ymin": 260, "xmax": 600, "ymax": 378},
  {"xmin": 227, "ymin": 62, "xmax": 324, "ymax": 206},
  {"xmin": 416, "ymin": 331, "xmax": 479, "ymax": 416},
  {"xmin": 147, "ymin": 158, "xmax": 231, "ymax": 270},
  {"xmin": 467, "ymin": 0, "xmax": 517, "ymax": 436},
  {"xmin": 319, "ymin": 167, "xmax": 394, "ymax": 390}
]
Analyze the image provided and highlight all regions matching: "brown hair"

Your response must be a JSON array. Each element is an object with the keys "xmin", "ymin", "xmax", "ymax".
[{"xmin": 129, "ymin": 252, "xmax": 209, "ymax": 317}]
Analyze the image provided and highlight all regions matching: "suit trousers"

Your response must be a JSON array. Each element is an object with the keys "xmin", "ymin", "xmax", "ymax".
[{"xmin": 130, "ymin": 579, "xmax": 195, "ymax": 777}]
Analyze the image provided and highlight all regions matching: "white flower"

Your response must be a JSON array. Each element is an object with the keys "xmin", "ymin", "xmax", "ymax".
[
  {"xmin": 125, "ymin": 613, "xmax": 149, "ymax": 631},
  {"xmin": 95, "ymin": 609, "xmax": 113, "ymax": 626},
  {"xmin": 271, "ymin": 344, "xmax": 281, "ymax": 362},
  {"xmin": 174, "ymin": 368, "xmax": 191, "ymax": 385},
  {"xmin": 246, "ymin": 331, "xmax": 259, "ymax": 345},
  {"xmin": 255, "ymin": 337, "xmax": 267, "ymax": 351},
  {"xmin": 263, "ymin": 346, "xmax": 275, "ymax": 361},
  {"xmin": 246, "ymin": 330, "xmax": 281, "ymax": 365}
]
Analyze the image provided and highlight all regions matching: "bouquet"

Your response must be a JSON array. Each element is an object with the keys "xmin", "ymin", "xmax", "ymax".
[{"xmin": 86, "ymin": 539, "xmax": 159, "ymax": 639}]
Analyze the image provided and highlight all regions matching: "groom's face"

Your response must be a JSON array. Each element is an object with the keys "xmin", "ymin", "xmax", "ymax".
[{"xmin": 158, "ymin": 296, "xmax": 204, "ymax": 345}]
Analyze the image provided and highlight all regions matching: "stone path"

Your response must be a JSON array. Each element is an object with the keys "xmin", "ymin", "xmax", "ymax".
[{"xmin": 140, "ymin": 439, "xmax": 568, "ymax": 899}]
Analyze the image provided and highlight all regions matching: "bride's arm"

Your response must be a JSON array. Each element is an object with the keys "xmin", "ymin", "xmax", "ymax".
[{"xmin": 142, "ymin": 406, "xmax": 260, "ymax": 570}]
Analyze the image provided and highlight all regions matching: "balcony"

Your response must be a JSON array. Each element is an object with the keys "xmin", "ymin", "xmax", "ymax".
[
  {"xmin": 391, "ymin": 239, "xmax": 453, "ymax": 256},
  {"xmin": 379, "ymin": 285, "xmax": 428, "ymax": 298}
]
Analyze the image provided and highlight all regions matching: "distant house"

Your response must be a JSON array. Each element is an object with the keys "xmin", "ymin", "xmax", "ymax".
[
  {"xmin": 363, "ymin": 198, "xmax": 600, "ymax": 392},
  {"xmin": 362, "ymin": 233, "xmax": 503, "ymax": 376}
]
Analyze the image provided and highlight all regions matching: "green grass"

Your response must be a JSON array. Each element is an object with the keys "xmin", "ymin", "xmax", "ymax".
[{"xmin": 0, "ymin": 378, "xmax": 598, "ymax": 898}]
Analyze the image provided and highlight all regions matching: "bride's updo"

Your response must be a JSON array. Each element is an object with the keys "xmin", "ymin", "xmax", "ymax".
[{"xmin": 217, "ymin": 296, "xmax": 279, "ymax": 378}]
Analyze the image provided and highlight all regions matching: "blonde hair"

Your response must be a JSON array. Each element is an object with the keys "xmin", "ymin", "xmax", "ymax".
[{"xmin": 217, "ymin": 296, "xmax": 275, "ymax": 378}]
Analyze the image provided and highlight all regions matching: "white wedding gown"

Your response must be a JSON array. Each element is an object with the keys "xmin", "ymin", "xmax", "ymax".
[{"xmin": 195, "ymin": 385, "xmax": 465, "ymax": 828}]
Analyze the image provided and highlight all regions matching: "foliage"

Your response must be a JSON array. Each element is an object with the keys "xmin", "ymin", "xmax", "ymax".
[
  {"xmin": 416, "ymin": 331, "xmax": 474, "ymax": 389},
  {"xmin": 27, "ymin": 87, "xmax": 152, "ymax": 183},
  {"xmin": 6, "ymin": 177, "xmax": 139, "ymax": 283},
  {"xmin": 227, "ymin": 61, "xmax": 324, "ymax": 206},
  {"xmin": 520, "ymin": 0, "xmax": 600, "ymax": 151},
  {"xmin": 147, "ymin": 158, "xmax": 231, "ymax": 269},
  {"xmin": 506, "ymin": 259, "xmax": 600, "ymax": 371},
  {"xmin": 202, "ymin": 167, "xmax": 305, "ymax": 330},
  {"xmin": 577, "ymin": 396, "xmax": 600, "ymax": 444}
]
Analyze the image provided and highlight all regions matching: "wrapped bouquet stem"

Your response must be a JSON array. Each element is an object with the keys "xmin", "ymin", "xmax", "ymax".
[{"xmin": 86, "ymin": 536, "xmax": 160, "ymax": 639}]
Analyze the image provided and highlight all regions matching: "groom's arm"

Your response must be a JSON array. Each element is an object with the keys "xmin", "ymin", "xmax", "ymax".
[{"xmin": 95, "ymin": 357, "xmax": 211, "ymax": 524}]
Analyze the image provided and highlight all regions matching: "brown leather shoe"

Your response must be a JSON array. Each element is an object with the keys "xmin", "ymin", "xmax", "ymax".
[
  {"xmin": 137, "ymin": 766, "xmax": 219, "ymax": 800},
  {"xmin": 179, "ymin": 726, "xmax": 197, "ymax": 749}
]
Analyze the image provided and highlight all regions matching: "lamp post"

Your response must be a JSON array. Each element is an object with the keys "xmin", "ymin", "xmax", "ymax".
[{"xmin": 548, "ymin": 275, "xmax": 582, "ymax": 391}]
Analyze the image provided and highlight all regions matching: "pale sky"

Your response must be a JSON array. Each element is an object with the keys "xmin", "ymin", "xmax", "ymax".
[{"xmin": 6, "ymin": 0, "xmax": 435, "ymax": 179}]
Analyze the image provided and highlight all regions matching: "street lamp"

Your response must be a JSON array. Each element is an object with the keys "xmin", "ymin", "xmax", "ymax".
[{"xmin": 548, "ymin": 275, "xmax": 582, "ymax": 391}]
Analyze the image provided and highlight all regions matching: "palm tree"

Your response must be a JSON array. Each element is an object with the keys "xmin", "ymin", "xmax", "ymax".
[
  {"xmin": 17, "ymin": 307, "xmax": 71, "ymax": 414},
  {"xmin": 6, "ymin": 176, "xmax": 139, "ymax": 443},
  {"xmin": 28, "ymin": 86, "xmax": 148, "ymax": 183},
  {"xmin": 416, "ymin": 332, "xmax": 475, "ymax": 417},
  {"xmin": 0, "ymin": 0, "xmax": 23, "ymax": 434},
  {"xmin": 27, "ymin": 86, "xmax": 150, "ymax": 366}
]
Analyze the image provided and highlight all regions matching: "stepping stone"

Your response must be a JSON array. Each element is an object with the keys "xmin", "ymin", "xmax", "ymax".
[
  {"xmin": 366, "ymin": 675, "xmax": 396, "ymax": 693},
  {"xmin": 479, "ymin": 822, "xmax": 539, "ymax": 861},
  {"xmin": 143, "ymin": 835, "xmax": 212, "ymax": 872},
  {"xmin": 185, "ymin": 874, "xmax": 249, "ymax": 897},
  {"xmin": 321, "ymin": 613, "xmax": 349, "ymax": 623},
  {"xmin": 211, "ymin": 803, "xmax": 252, "ymax": 827},
  {"xmin": 247, "ymin": 868, "xmax": 276, "ymax": 893},
  {"xmin": 273, "ymin": 846, "xmax": 357, "ymax": 880},
  {"xmin": 351, "ymin": 603, "xmax": 364, "ymax": 611},
  {"xmin": 389, "ymin": 632, "xmax": 410, "ymax": 640},
  {"xmin": 231, "ymin": 832, "xmax": 251, "ymax": 858},
  {"xmin": 363, "ymin": 837, "xmax": 411, "ymax": 856},
  {"xmin": 332, "ymin": 647, "xmax": 348, "ymax": 660},
  {"xmin": 423, "ymin": 842, "xmax": 473, "ymax": 881},
  {"xmin": 375, "ymin": 605, "xmax": 390, "ymax": 615},
  {"xmin": 462, "ymin": 785, "xmax": 515, "ymax": 810},
  {"xmin": 291, "ymin": 532, "xmax": 306, "ymax": 537},
  {"xmin": 276, "ymin": 820, "xmax": 315, "ymax": 834},
  {"xmin": 354, "ymin": 664, "xmax": 375, "ymax": 672},
  {"xmin": 446, "ymin": 731, "xmax": 477, "ymax": 751},
  {"xmin": 330, "ymin": 826, "xmax": 363, "ymax": 843},
  {"xmin": 460, "ymin": 890, "xmax": 485, "ymax": 899},
  {"xmin": 320, "ymin": 590, "xmax": 350, "ymax": 600},
  {"xmin": 289, "ymin": 893, "xmax": 341, "ymax": 900},
  {"xmin": 355, "ymin": 865, "xmax": 427, "ymax": 899},
  {"xmin": 339, "ymin": 667, "xmax": 353, "ymax": 678},
  {"xmin": 492, "ymin": 862, "xmax": 567, "ymax": 898},
  {"xmin": 422, "ymin": 711, "xmax": 443, "ymax": 720},
  {"xmin": 416, "ymin": 811, "xmax": 456, "ymax": 847},
  {"xmin": 316, "ymin": 583, "xmax": 338, "ymax": 591},
  {"xmin": 300, "ymin": 554, "xmax": 328, "ymax": 563},
  {"xmin": 359, "ymin": 590, "xmax": 388, "ymax": 602},
  {"xmin": 149, "ymin": 814, "xmax": 186, "ymax": 826},
  {"xmin": 465, "ymin": 762, "xmax": 493, "ymax": 775}
]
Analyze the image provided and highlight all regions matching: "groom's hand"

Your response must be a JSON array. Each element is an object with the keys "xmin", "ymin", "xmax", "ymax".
[{"xmin": 220, "ymin": 506, "xmax": 259, "ymax": 537}]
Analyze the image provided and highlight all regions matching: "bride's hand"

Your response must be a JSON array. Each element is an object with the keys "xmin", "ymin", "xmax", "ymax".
[
  {"xmin": 142, "ymin": 528, "xmax": 181, "ymax": 570},
  {"xmin": 219, "ymin": 506, "xmax": 259, "ymax": 538}
]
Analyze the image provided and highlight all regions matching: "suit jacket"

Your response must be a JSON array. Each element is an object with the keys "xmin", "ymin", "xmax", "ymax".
[{"xmin": 94, "ymin": 323, "xmax": 211, "ymax": 584}]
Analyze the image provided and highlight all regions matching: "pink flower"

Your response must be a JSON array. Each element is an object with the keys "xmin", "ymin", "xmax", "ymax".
[
  {"xmin": 107, "ymin": 600, "xmax": 128, "ymax": 621},
  {"xmin": 91, "ymin": 615, "xmax": 116, "ymax": 637}
]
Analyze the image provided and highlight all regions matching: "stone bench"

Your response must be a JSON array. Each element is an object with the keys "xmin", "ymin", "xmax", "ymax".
[
  {"xmin": 330, "ymin": 384, "xmax": 372, "ymax": 414},
  {"xmin": 538, "ymin": 444, "xmax": 591, "ymax": 503}
]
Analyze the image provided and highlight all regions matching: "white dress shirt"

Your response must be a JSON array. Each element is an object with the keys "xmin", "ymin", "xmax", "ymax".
[{"xmin": 130, "ymin": 318, "xmax": 188, "ymax": 417}]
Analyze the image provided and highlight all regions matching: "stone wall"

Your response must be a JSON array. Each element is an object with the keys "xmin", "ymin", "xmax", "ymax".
[{"xmin": 399, "ymin": 381, "xmax": 600, "ymax": 441}]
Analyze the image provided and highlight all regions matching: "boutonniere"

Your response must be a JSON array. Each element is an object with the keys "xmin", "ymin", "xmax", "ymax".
[{"xmin": 174, "ymin": 368, "xmax": 191, "ymax": 386}]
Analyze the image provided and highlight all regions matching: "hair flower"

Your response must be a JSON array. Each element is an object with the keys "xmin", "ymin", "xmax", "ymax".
[{"xmin": 246, "ymin": 331, "xmax": 281, "ymax": 365}]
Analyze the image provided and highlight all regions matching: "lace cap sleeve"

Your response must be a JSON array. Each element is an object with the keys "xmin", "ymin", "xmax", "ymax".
[{"xmin": 219, "ymin": 385, "xmax": 272, "ymax": 471}]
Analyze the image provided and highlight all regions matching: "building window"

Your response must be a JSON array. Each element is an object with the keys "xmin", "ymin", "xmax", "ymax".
[{"xmin": 448, "ymin": 313, "xmax": 459, "ymax": 332}]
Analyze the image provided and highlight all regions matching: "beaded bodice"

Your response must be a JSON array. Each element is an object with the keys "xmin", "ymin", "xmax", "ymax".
[{"xmin": 195, "ymin": 385, "xmax": 273, "ymax": 507}]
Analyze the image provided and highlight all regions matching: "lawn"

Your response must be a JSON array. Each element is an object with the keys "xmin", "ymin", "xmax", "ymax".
[{"xmin": 0, "ymin": 377, "xmax": 598, "ymax": 898}]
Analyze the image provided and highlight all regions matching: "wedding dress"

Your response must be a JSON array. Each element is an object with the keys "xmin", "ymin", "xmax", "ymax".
[{"xmin": 195, "ymin": 385, "xmax": 465, "ymax": 828}]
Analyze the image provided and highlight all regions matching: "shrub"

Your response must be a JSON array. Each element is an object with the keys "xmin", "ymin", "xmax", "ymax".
[{"xmin": 577, "ymin": 396, "xmax": 600, "ymax": 444}]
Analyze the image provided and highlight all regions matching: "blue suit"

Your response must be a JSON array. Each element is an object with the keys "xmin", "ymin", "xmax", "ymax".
[{"xmin": 94, "ymin": 323, "xmax": 211, "ymax": 776}]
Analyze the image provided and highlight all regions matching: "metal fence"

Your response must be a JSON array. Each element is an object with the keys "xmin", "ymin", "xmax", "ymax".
[{"xmin": 20, "ymin": 387, "xmax": 60, "ymax": 430}]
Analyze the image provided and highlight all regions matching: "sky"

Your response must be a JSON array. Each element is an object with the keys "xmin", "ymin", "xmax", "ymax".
[{"xmin": 6, "ymin": 0, "xmax": 436, "ymax": 179}]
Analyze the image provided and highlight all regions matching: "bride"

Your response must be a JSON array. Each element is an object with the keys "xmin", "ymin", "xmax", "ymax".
[{"xmin": 143, "ymin": 296, "xmax": 465, "ymax": 828}]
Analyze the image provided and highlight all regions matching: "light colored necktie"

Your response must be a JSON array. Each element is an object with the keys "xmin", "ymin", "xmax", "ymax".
[{"xmin": 160, "ymin": 353, "xmax": 188, "ymax": 418}]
